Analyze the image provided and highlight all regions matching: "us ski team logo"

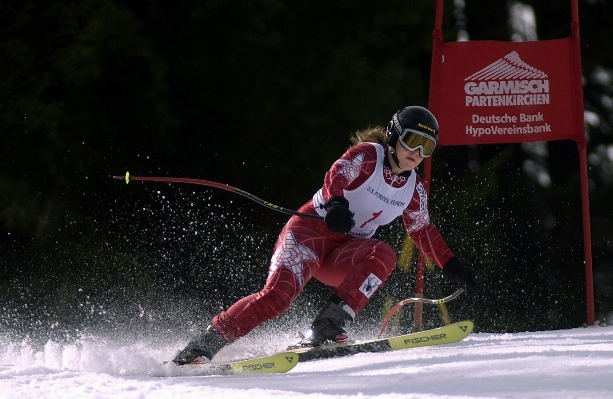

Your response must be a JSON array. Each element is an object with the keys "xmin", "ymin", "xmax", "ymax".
[{"xmin": 464, "ymin": 51, "xmax": 550, "ymax": 107}]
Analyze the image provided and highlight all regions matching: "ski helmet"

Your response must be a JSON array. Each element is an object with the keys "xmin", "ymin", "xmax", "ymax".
[{"xmin": 386, "ymin": 106, "xmax": 439, "ymax": 158}]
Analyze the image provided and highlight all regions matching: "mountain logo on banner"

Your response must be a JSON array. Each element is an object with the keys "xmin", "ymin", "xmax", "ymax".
[
  {"xmin": 465, "ymin": 51, "xmax": 548, "ymax": 81},
  {"xmin": 463, "ymin": 51, "xmax": 550, "ymax": 107}
]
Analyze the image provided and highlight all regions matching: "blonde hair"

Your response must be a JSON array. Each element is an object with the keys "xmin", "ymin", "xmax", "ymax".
[{"xmin": 349, "ymin": 126, "xmax": 387, "ymax": 147}]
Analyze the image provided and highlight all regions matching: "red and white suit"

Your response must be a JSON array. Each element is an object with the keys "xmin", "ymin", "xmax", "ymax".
[{"xmin": 211, "ymin": 142, "xmax": 454, "ymax": 343}]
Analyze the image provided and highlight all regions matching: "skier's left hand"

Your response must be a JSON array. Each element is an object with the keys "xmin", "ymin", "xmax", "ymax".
[{"xmin": 443, "ymin": 257, "xmax": 482, "ymax": 297}]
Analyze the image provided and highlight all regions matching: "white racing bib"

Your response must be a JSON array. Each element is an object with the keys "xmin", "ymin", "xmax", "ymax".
[{"xmin": 314, "ymin": 143, "xmax": 416, "ymax": 238}]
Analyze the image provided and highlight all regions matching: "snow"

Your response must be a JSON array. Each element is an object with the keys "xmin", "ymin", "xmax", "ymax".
[{"xmin": 1, "ymin": 325, "xmax": 613, "ymax": 398}]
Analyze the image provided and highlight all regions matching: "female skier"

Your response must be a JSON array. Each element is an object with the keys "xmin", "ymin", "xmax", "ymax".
[{"xmin": 173, "ymin": 106, "xmax": 482, "ymax": 365}]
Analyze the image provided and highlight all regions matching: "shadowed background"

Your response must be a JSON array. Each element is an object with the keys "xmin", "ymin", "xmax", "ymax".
[{"xmin": 1, "ymin": 0, "xmax": 612, "ymax": 345}]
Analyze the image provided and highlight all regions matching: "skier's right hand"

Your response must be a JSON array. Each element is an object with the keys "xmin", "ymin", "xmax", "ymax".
[
  {"xmin": 443, "ymin": 257, "xmax": 482, "ymax": 297},
  {"xmin": 323, "ymin": 196, "xmax": 355, "ymax": 233}
]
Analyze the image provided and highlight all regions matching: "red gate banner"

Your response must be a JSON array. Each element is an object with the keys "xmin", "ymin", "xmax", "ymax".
[
  {"xmin": 421, "ymin": 0, "xmax": 593, "ymax": 328},
  {"xmin": 434, "ymin": 38, "xmax": 584, "ymax": 146}
]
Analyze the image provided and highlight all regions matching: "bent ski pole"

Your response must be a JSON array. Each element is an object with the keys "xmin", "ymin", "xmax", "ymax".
[
  {"xmin": 113, "ymin": 172, "xmax": 324, "ymax": 220},
  {"xmin": 377, "ymin": 288, "xmax": 464, "ymax": 338}
]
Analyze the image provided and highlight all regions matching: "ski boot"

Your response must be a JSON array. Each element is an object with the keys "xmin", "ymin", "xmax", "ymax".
[
  {"xmin": 310, "ymin": 295, "xmax": 355, "ymax": 346},
  {"xmin": 286, "ymin": 328, "xmax": 316, "ymax": 350},
  {"xmin": 172, "ymin": 325, "xmax": 227, "ymax": 365}
]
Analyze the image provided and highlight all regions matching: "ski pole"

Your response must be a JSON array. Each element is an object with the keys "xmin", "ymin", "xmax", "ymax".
[
  {"xmin": 113, "ymin": 172, "xmax": 324, "ymax": 221},
  {"xmin": 377, "ymin": 288, "xmax": 464, "ymax": 338}
]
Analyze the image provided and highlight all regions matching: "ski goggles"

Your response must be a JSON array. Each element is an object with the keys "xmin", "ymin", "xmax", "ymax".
[
  {"xmin": 388, "ymin": 119, "xmax": 437, "ymax": 158},
  {"xmin": 398, "ymin": 129, "xmax": 437, "ymax": 158}
]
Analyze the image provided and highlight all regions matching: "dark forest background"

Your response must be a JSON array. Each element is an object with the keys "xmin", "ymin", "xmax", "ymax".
[{"xmin": 1, "ymin": 0, "xmax": 612, "ymax": 345}]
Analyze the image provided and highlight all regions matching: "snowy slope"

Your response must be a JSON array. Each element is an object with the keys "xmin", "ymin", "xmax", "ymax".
[{"xmin": 1, "ymin": 326, "xmax": 612, "ymax": 399}]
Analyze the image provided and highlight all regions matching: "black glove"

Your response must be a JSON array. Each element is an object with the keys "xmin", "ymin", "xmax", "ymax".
[
  {"xmin": 323, "ymin": 196, "xmax": 355, "ymax": 233},
  {"xmin": 443, "ymin": 257, "xmax": 482, "ymax": 297}
]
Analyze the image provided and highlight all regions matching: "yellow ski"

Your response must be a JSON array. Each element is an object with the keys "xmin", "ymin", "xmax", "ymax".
[
  {"xmin": 177, "ymin": 351, "xmax": 299, "ymax": 375},
  {"xmin": 294, "ymin": 320, "xmax": 474, "ymax": 362},
  {"xmin": 387, "ymin": 320, "xmax": 474, "ymax": 350}
]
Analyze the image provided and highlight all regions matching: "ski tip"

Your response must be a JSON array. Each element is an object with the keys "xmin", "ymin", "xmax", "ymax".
[{"xmin": 455, "ymin": 320, "xmax": 474, "ymax": 334}]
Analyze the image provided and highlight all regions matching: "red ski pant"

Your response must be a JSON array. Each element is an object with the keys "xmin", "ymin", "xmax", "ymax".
[{"xmin": 212, "ymin": 212, "xmax": 397, "ymax": 343}]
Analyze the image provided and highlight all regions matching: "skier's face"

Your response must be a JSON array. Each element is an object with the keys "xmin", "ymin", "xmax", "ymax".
[{"xmin": 394, "ymin": 140, "xmax": 425, "ymax": 171}]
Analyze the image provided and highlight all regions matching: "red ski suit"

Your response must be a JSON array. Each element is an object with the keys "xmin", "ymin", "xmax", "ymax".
[{"xmin": 212, "ymin": 143, "xmax": 453, "ymax": 343}]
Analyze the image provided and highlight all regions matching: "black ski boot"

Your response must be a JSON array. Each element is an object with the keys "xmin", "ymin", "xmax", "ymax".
[
  {"xmin": 172, "ymin": 325, "xmax": 228, "ymax": 365},
  {"xmin": 311, "ymin": 295, "xmax": 356, "ymax": 346}
]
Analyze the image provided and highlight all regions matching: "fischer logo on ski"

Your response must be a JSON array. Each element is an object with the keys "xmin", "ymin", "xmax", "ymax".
[
  {"xmin": 404, "ymin": 333, "xmax": 447, "ymax": 345},
  {"xmin": 241, "ymin": 362, "xmax": 276, "ymax": 371}
]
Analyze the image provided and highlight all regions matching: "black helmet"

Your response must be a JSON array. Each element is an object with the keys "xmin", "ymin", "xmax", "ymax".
[{"xmin": 386, "ymin": 106, "xmax": 439, "ymax": 158}]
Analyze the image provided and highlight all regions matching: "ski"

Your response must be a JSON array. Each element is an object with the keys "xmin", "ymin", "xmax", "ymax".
[
  {"xmin": 167, "ymin": 321, "xmax": 473, "ymax": 373},
  {"xmin": 170, "ymin": 351, "xmax": 299, "ymax": 375},
  {"xmin": 293, "ymin": 320, "xmax": 474, "ymax": 362}
]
